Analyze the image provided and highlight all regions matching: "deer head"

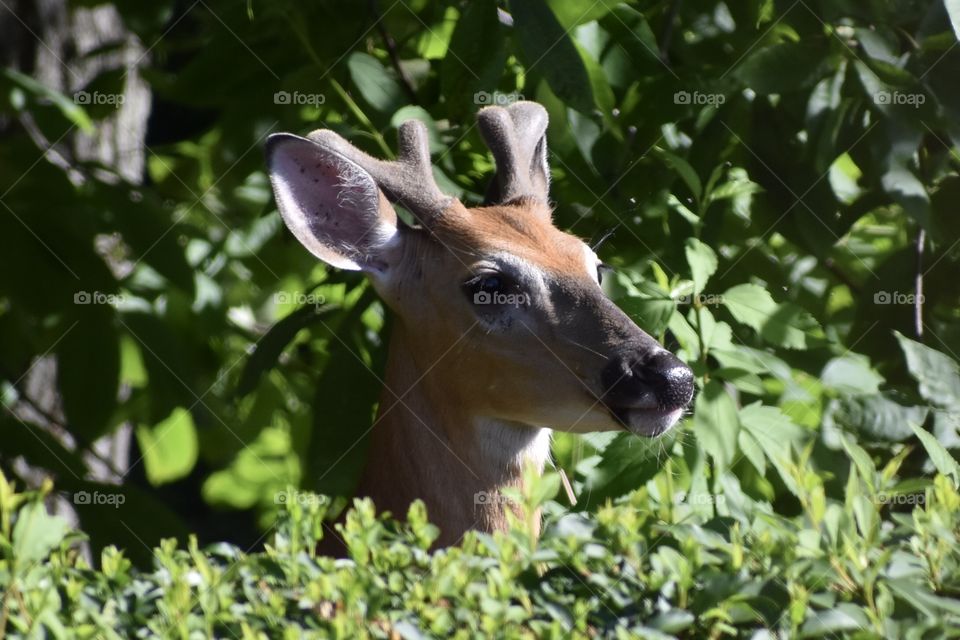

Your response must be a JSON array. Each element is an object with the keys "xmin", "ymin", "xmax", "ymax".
[{"xmin": 266, "ymin": 102, "xmax": 694, "ymax": 544}]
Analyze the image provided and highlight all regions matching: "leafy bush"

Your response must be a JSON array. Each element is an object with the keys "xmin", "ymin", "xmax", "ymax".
[
  {"xmin": 2, "ymin": 459, "xmax": 960, "ymax": 638},
  {"xmin": 2, "ymin": 0, "xmax": 960, "ymax": 636}
]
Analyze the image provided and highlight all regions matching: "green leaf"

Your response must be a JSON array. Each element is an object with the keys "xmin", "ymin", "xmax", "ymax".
[
  {"xmin": 547, "ymin": 0, "xmax": 619, "ymax": 28},
  {"xmin": 881, "ymin": 123, "xmax": 930, "ymax": 229},
  {"xmin": 738, "ymin": 428, "xmax": 766, "ymax": 475},
  {"xmin": 3, "ymin": 68, "xmax": 94, "ymax": 133},
  {"xmin": 910, "ymin": 422, "xmax": 960, "ymax": 485},
  {"xmin": 887, "ymin": 578, "xmax": 960, "ymax": 617},
  {"xmin": 693, "ymin": 381, "xmax": 740, "ymax": 469},
  {"xmin": 740, "ymin": 402, "xmax": 807, "ymax": 493},
  {"xmin": 820, "ymin": 354, "xmax": 883, "ymax": 395},
  {"xmin": 576, "ymin": 40, "xmax": 616, "ymax": 117},
  {"xmin": 895, "ymin": 331, "xmax": 960, "ymax": 410},
  {"xmin": 666, "ymin": 193, "xmax": 701, "ymax": 226},
  {"xmin": 616, "ymin": 281, "xmax": 676, "ymax": 336},
  {"xmin": 721, "ymin": 284, "xmax": 821, "ymax": 349},
  {"xmin": 136, "ymin": 407, "xmax": 199, "ymax": 486},
  {"xmin": 733, "ymin": 41, "xmax": 827, "ymax": 95},
  {"xmin": 841, "ymin": 433, "xmax": 878, "ymax": 493},
  {"xmin": 237, "ymin": 303, "xmax": 338, "ymax": 397},
  {"xmin": 441, "ymin": 0, "xmax": 509, "ymax": 118},
  {"xmin": 684, "ymin": 238, "xmax": 718, "ymax": 295},
  {"xmin": 833, "ymin": 394, "xmax": 928, "ymax": 442},
  {"xmin": 707, "ymin": 170, "xmax": 763, "ymax": 203},
  {"xmin": 528, "ymin": 470, "xmax": 561, "ymax": 507},
  {"xmin": 800, "ymin": 603, "xmax": 870, "ymax": 636},
  {"xmin": 510, "ymin": 0, "xmax": 594, "ymax": 114},
  {"xmin": 347, "ymin": 52, "xmax": 405, "ymax": 113},
  {"xmin": 654, "ymin": 147, "xmax": 703, "ymax": 203},
  {"xmin": 12, "ymin": 501, "xmax": 70, "ymax": 566},
  {"xmin": 579, "ymin": 433, "xmax": 664, "ymax": 509},
  {"xmin": 602, "ymin": 6, "xmax": 661, "ymax": 68}
]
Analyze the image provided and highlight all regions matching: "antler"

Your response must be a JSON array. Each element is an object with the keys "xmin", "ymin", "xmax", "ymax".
[
  {"xmin": 306, "ymin": 120, "xmax": 453, "ymax": 225},
  {"xmin": 477, "ymin": 101, "xmax": 550, "ymax": 205}
]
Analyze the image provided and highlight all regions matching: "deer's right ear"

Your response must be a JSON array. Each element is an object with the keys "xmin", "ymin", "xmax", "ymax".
[{"xmin": 266, "ymin": 133, "xmax": 401, "ymax": 274}]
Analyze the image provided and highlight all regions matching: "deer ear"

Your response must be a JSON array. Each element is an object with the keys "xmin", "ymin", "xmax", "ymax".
[{"xmin": 266, "ymin": 133, "xmax": 401, "ymax": 273}]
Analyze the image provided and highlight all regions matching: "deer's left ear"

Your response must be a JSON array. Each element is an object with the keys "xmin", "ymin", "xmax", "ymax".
[{"xmin": 266, "ymin": 133, "xmax": 401, "ymax": 274}]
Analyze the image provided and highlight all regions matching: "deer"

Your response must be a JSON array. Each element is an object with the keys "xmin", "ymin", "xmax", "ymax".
[{"xmin": 266, "ymin": 101, "xmax": 694, "ymax": 548}]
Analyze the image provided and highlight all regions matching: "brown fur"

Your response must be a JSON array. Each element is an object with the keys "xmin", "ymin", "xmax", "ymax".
[{"xmin": 353, "ymin": 200, "xmax": 630, "ymax": 547}]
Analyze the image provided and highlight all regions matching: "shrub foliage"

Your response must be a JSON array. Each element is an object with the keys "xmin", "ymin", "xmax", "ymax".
[{"xmin": 2, "ymin": 465, "xmax": 960, "ymax": 637}]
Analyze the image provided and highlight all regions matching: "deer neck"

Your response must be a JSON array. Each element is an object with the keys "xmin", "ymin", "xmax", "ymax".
[{"xmin": 356, "ymin": 322, "xmax": 551, "ymax": 546}]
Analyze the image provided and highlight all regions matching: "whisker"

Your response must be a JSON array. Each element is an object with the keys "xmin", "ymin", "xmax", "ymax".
[{"xmin": 556, "ymin": 335, "xmax": 610, "ymax": 361}]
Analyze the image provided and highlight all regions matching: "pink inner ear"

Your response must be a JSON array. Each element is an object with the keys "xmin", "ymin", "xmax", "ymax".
[{"xmin": 268, "ymin": 136, "xmax": 397, "ymax": 271}]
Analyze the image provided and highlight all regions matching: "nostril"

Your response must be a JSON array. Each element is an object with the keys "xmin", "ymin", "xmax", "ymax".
[
  {"xmin": 640, "ymin": 352, "xmax": 694, "ymax": 409},
  {"xmin": 658, "ymin": 364, "xmax": 694, "ymax": 408},
  {"xmin": 600, "ymin": 351, "xmax": 694, "ymax": 411}
]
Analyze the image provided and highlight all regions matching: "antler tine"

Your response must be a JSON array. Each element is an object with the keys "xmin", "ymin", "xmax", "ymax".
[
  {"xmin": 307, "ymin": 120, "xmax": 452, "ymax": 224},
  {"xmin": 477, "ymin": 101, "xmax": 550, "ymax": 205}
]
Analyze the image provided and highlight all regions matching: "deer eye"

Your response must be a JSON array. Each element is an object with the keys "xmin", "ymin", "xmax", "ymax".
[
  {"xmin": 464, "ymin": 272, "xmax": 523, "ymax": 309},
  {"xmin": 476, "ymin": 274, "xmax": 503, "ymax": 293},
  {"xmin": 464, "ymin": 273, "xmax": 505, "ymax": 298}
]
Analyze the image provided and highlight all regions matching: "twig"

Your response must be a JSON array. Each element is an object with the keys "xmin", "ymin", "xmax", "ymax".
[
  {"xmin": 823, "ymin": 257, "xmax": 860, "ymax": 294},
  {"xmin": 3, "ymin": 375, "xmax": 124, "ymax": 478},
  {"xmin": 659, "ymin": 0, "xmax": 683, "ymax": 63},
  {"xmin": 914, "ymin": 228, "xmax": 925, "ymax": 339},
  {"xmin": 15, "ymin": 113, "xmax": 86, "ymax": 187},
  {"xmin": 369, "ymin": 0, "xmax": 419, "ymax": 105}
]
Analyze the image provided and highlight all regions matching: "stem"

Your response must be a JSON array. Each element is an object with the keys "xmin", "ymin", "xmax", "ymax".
[
  {"xmin": 0, "ymin": 585, "xmax": 9, "ymax": 640},
  {"xmin": 328, "ymin": 79, "xmax": 394, "ymax": 159},
  {"xmin": 664, "ymin": 458, "xmax": 675, "ymax": 522},
  {"xmin": 283, "ymin": 14, "xmax": 394, "ymax": 159},
  {"xmin": 2, "ymin": 374, "xmax": 123, "ymax": 478},
  {"xmin": 691, "ymin": 299, "xmax": 709, "ymax": 377},
  {"xmin": 822, "ymin": 257, "xmax": 860, "ymax": 294},
  {"xmin": 659, "ymin": 0, "xmax": 683, "ymax": 63},
  {"xmin": 914, "ymin": 228, "xmax": 925, "ymax": 339},
  {"xmin": 369, "ymin": 0, "xmax": 419, "ymax": 105}
]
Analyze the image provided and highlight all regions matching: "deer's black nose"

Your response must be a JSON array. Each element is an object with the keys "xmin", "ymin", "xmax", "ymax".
[
  {"xmin": 643, "ymin": 351, "xmax": 695, "ymax": 408},
  {"xmin": 601, "ymin": 350, "xmax": 694, "ymax": 410}
]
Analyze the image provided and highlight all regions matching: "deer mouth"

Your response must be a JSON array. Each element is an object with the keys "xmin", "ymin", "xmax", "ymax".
[
  {"xmin": 607, "ymin": 404, "xmax": 688, "ymax": 437},
  {"xmin": 598, "ymin": 349, "xmax": 695, "ymax": 436}
]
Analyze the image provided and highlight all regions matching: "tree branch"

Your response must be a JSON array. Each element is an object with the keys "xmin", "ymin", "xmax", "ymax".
[{"xmin": 369, "ymin": 0, "xmax": 419, "ymax": 105}]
